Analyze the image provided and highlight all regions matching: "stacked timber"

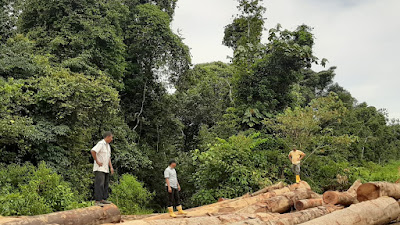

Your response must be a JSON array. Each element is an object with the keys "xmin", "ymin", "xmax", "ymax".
[
  {"xmin": 7, "ymin": 180, "xmax": 400, "ymax": 225},
  {"xmin": 124, "ymin": 180, "xmax": 400, "ymax": 225}
]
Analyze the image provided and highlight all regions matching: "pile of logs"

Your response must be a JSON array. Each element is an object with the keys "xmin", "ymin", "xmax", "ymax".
[
  {"xmin": 124, "ymin": 181, "xmax": 400, "ymax": 225},
  {"xmin": 3, "ymin": 181, "xmax": 400, "ymax": 225}
]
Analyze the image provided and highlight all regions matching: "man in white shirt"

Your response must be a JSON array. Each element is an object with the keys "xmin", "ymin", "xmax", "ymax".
[
  {"xmin": 91, "ymin": 131, "xmax": 114, "ymax": 205},
  {"xmin": 164, "ymin": 159, "xmax": 187, "ymax": 217}
]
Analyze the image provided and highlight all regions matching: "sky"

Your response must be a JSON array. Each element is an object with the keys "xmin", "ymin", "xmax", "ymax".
[{"xmin": 171, "ymin": 0, "xmax": 400, "ymax": 120}]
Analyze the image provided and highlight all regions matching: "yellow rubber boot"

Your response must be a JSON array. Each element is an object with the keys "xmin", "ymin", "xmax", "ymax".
[
  {"xmin": 296, "ymin": 175, "xmax": 301, "ymax": 183},
  {"xmin": 177, "ymin": 205, "xmax": 187, "ymax": 215},
  {"xmin": 168, "ymin": 207, "xmax": 177, "ymax": 218}
]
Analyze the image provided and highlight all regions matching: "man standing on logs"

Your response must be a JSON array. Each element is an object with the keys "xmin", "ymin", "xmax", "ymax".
[
  {"xmin": 91, "ymin": 131, "xmax": 114, "ymax": 206},
  {"xmin": 288, "ymin": 146, "xmax": 306, "ymax": 183},
  {"xmin": 164, "ymin": 159, "xmax": 187, "ymax": 217}
]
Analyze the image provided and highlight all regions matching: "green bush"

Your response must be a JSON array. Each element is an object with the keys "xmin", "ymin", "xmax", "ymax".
[
  {"xmin": 109, "ymin": 174, "xmax": 154, "ymax": 215},
  {"xmin": 191, "ymin": 132, "xmax": 287, "ymax": 206},
  {"xmin": 0, "ymin": 162, "xmax": 89, "ymax": 216}
]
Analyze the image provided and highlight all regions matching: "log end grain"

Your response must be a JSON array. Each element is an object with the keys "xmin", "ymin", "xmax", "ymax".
[
  {"xmin": 357, "ymin": 183, "xmax": 380, "ymax": 202},
  {"xmin": 322, "ymin": 191, "xmax": 339, "ymax": 205}
]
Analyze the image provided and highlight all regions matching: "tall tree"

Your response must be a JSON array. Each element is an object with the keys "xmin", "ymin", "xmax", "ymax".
[
  {"xmin": 18, "ymin": 0, "xmax": 127, "ymax": 84},
  {"xmin": 223, "ymin": 0, "xmax": 266, "ymax": 66}
]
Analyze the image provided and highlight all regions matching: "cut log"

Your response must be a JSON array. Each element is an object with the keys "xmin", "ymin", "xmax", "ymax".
[
  {"xmin": 250, "ymin": 182, "xmax": 285, "ymax": 196},
  {"xmin": 357, "ymin": 182, "xmax": 400, "ymax": 202},
  {"xmin": 145, "ymin": 181, "xmax": 311, "ymax": 220},
  {"xmin": 294, "ymin": 198, "xmax": 323, "ymax": 211},
  {"xmin": 323, "ymin": 191, "xmax": 355, "ymax": 206},
  {"xmin": 239, "ymin": 188, "xmax": 315, "ymax": 214},
  {"xmin": 323, "ymin": 179, "xmax": 362, "ymax": 206},
  {"xmin": 260, "ymin": 188, "xmax": 315, "ymax": 213},
  {"xmin": 299, "ymin": 197, "xmax": 400, "ymax": 225},
  {"xmin": 2, "ymin": 204, "xmax": 121, "ymax": 225}
]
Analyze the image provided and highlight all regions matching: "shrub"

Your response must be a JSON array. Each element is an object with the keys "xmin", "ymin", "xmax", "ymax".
[
  {"xmin": 0, "ymin": 162, "xmax": 89, "ymax": 216},
  {"xmin": 191, "ymin": 132, "xmax": 286, "ymax": 205},
  {"xmin": 109, "ymin": 174, "xmax": 154, "ymax": 215}
]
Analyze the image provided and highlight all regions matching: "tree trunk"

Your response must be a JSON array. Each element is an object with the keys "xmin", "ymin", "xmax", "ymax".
[
  {"xmin": 299, "ymin": 197, "xmax": 400, "ymax": 225},
  {"xmin": 2, "ymin": 204, "xmax": 121, "ymax": 225},
  {"xmin": 323, "ymin": 179, "xmax": 362, "ymax": 206},
  {"xmin": 294, "ymin": 198, "xmax": 323, "ymax": 211},
  {"xmin": 357, "ymin": 182, "xmax": 400, "ymax": 202},
  {"xmin": 250, "ymin": 182, "xmax": 285, "ymax": 196}
]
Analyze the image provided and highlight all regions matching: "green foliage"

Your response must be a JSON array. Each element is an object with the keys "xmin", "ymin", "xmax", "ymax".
[
  {"xmin": 109, "ymin": 174, "xmax": 154, "ymax": 215},
  {"xmin": 265, "ymin": 93, "xmax": 356, "ymax": 152},
  {"xmin": 0, "ymin": 162, "xmax": 90, "ymax": 216},
  {"xmin": 175, "ymin": 62, "xmax": 235, "ymax": 150},
  {"xmin": 236, "ymin": 25, "xmax": 318, "ymax": 116},
  {"xmin": 191, "ymin": 133, "xmax": 286, "ymax": 205},
  {"xmin": 18, "ymin": 0, "xmax": 127, "ymax": 83},
  {"xmin": 224, "ymin": 0, "xmax": 265, "ymax": 66},
  {"xmin": 0, "ymin": 34, "xmax": 42, "ymax": 78}
]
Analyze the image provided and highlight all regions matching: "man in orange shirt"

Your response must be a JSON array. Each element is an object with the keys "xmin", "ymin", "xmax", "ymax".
[{"xmin": 288, "ymin": 147, "xmax": 306, "ymax": 183}]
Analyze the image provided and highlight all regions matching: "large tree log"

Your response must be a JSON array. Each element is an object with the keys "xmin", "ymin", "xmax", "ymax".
[
  {"xmin": 357, "ymin": 182, "xmax": 400, "ymax": 202},
  {"xmin": 323, "ymin": 179, "xmax": 362, "ymax": 206},
  {"xmin": 2, "ymin": 204, "xmax": 121, "ymax": 225},
  {"xmin": 145, "ymin": 182, "xmax": 311, "ymax": 220},
  {"xmin": 294, "ymin": 198, "xmax": 323, "ymax": 211},
  {"xmin": 250, "ymin": 182, "xmax": 285, "ymax": 197},
  {"xmin": 259, "ymin": 188, "xmax": 315, "ymax": 213},
  {"xmin": 299, "ymin": 197, "xmax": 400, "ymax": 225}
]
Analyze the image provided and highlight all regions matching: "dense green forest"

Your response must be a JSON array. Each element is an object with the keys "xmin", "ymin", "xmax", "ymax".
[{"xmin": 1, "ymin": 0, "xmax": 400, "ymax": 215}]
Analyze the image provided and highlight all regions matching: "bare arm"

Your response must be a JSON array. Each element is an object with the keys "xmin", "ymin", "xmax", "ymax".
[
  {"xmin": 109, "ymin": 159, "xmax": 114, "ymax": 175},
  {"xmin": 91, "ymin": 150, "xmax": 103, "ymax": 166},
  {"xmin": 166, "ymin": 178, "xmax": 172, "ymax": 193},
  {"xmin": 299, "ymin": 153, "xmax": 306, "ymax": 161}
]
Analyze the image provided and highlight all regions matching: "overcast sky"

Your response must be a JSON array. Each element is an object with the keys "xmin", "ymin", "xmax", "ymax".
[{"xmin": 171, "ymin": 0, "xmax": 400, "ymax": 120}]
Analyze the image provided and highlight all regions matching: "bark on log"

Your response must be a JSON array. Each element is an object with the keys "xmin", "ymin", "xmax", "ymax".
[
  {"xmin": 294, "ymin": 198, "xmax": 323, "ymax": 211},
  {"xmin": 299, "ymin": 197, "xmax": 400, "ymax": 225},
  {"xmin": 347, "ymin": 179, "xmax": 362, "ymax": 194},
  {"xmin": 144, "ymin": 182, "xmax": 311, "ymax": 220},
  {"xmin": 239, "ymin": 188, "xmax": 315, "ymax": 214},
  {"xmin": 231, "ymin": 205, "xmax": 342, "ymax": 225},
  {"xmin": 1, "ymin": 204, "xmax": 121, "ymax": 225},
  {"xmin": 250, "ymin": 182, "xmax": 285, "ymax": 197},
  {"xmin": 123, "ymin": 205, "xmax": 341, "ymax": 225},
  {"xmin": 357, "ymin": 182, "xmax": 400, "ymax": 202},
  {"xmin": 121, "ymin": 206, "xmax": 340, "ymax": 225},
  {"xmin": 323, "ymin": 179, "xmax": 362, "ymax": 206},
  {"xmin": 259, "ymin": 188, "xmax": 315, "ymax": 213}
]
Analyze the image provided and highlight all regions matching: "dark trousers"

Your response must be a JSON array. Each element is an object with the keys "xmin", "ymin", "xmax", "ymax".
[
  {"xmin": 166, "ymin": 187, "xmax": 180, "ymax": 207},
  {"xmin": 94, "ymin": 171, "xmax": 110, "ymax": 201}
]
